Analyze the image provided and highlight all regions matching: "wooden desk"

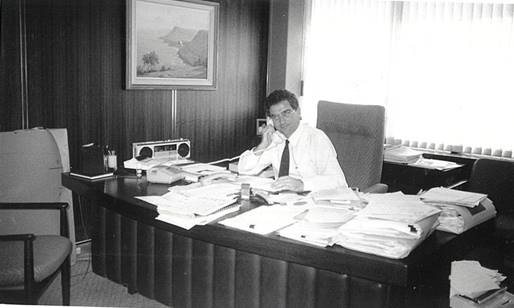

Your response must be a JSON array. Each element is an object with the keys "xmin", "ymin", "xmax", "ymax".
[{"xmin": 62, "ymin": 173, "xmax": 493, "ymax": 308}]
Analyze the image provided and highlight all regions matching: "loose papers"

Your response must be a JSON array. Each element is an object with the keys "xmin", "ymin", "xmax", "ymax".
[
  {"xmin": 384, "ymin": 145, "xmax": 422, "ymax": 164},
  {"xmin": 156, "ymin": 205, "xmax": 240, "ymax": 230},
  {"xmin": 421, "ymin": 188, "xmax": 496, "ymax": 234},
  {"xmin": 219, "ymin": 205, "xmax": 309, "ymax": 235},
  {"xmin": 278, "ymin": 206, "xmax": 355, "ymax": 247},
  {"xmin": 331, "ymin": 192, "xmax": 441, "ymax": 259},
  {"xmin": 136, "ymin": 182, "xmax": 240, "ymax": 230},
  {"xmin": 310, "ymin": 187, "xmax": 360, "ymax": 202},
  {"xmin": 359, "ymin": 192, "xmax": 441, "ymax": 224},
  {"xmin": 450, "ymin": 260, "xmax": 506, "ymax": 300},
  {"xmin": 411, "ymin": 158, "xmax": 463, "ymax": 171},
  {"xmin": 332, "ymin": 214, "xmax": 439, "ymax": 259},
  {"xmin": 420, "ymin": 187, "xmax": 488, "ymax": 208}
]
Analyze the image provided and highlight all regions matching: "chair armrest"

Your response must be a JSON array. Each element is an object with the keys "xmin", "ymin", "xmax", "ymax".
[
  {"xmin": 0, "ymin": 234, "xmax": 35, "ymax": 242},
  {"xmin": 362, "ymin": 183, "xmax": 388, "ymax": 194},
  {"xmin": 0, "ymin": 202, "xmax": 69, "ymax": 238},
  {"xmin": 0, "ymin": 202, "xmax": 68, "ymax": 210}
]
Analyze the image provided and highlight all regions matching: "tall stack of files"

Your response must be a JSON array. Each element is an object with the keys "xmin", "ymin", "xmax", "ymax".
[
  {"xmin": 449, "ymin": 260, "xmax": 511, "ymax": 308},
  {"xmin": 420, "ymin": 187, "xmax": 496, "ymax": 234},
  {"xmin": 331, "ymin": 192, "xmax": 441, "ymax": 259},
  {"xmin": 384, "ymin": 145, "xmax": 423, "ymax": 164},
  {"xmin": 135, "ymin": 182, "xmax": 241, "ymax": 230}
]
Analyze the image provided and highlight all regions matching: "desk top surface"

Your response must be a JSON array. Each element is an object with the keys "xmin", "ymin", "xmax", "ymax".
[{"xmin": 62, "ymin": 173, "xmax": 490, "ymax": 288}]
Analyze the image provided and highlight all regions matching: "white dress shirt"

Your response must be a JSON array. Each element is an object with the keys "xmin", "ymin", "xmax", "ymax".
[{"xmin": 238, "ymin": 123, "xmax": 348, "ymax": 191}]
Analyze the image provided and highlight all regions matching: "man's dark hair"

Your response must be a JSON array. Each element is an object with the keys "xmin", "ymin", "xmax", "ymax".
[{"xmin": 264, "ymin": 89, "xmax": 299, "ymax": 114}]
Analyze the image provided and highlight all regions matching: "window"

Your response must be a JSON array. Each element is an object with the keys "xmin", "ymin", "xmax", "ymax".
[{"xmin": 303, "ymin": 0, "xmax": 514, "ymax": 154}]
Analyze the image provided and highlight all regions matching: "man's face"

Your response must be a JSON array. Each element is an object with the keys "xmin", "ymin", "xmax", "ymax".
[{"xmin": 268, "ymin": 100, "xmax": 301, "ymax": 138}]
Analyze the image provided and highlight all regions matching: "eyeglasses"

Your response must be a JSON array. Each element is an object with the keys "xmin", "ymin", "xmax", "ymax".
[{"xmin": 269, "ymin": 108, "xmax": 295, "ymax": 121}]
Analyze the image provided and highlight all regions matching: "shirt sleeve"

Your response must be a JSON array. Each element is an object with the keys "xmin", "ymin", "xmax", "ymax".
[
  {"xmin": 301, "ymin": 132, "xmax": 348, "ymax": 191},
  {"xmin": 237, "ymin": 148, "xmax": 274, "ymax": 175}
]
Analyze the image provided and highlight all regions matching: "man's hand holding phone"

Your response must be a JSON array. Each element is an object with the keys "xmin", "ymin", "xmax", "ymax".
[{"xmin": 254, "ymin": 124, "xmax": 276, "ymax": 153}]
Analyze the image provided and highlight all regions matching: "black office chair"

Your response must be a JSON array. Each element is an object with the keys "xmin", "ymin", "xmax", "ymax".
[
  {"xmin": 0, "ymin": 202, "xmax": 72, "ymax": 305},
  {"xmin": 467, "ymin": 159, "xmax": 514, "ymax": 276},
  {"xmin": 317, "ymin": 101, "xmax": 388, "ymax": 193}
]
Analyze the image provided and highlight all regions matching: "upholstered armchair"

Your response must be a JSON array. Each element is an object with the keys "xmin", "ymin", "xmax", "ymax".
[
  {"xmin": 317, "ymin": 101, "xmax": 388, "ymax": 193},
  {"xmin": 0, "ymin": 202, "xmax": 72, "ymax": 305}
]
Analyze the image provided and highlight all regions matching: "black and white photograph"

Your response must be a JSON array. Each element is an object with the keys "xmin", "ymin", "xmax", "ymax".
[{"xmin": 1, "ymin": 0, "xmax": 514, "ymax": 307}]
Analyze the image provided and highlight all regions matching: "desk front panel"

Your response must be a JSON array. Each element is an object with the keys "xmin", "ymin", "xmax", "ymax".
[
  {"xmin": 63, "ymin": 174, "xmax": 492, "ymax": 308},
  {"xmin": 91, "ymin": 204, "xmax": 401, "ymax": 308}
]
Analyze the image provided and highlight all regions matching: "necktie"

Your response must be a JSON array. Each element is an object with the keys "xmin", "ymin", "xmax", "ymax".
[{"xmin": 278, "ymin": 139, "xmax": 290, "ymax": 177}]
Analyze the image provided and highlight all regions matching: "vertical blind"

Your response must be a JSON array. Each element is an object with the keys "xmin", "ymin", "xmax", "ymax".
[{"xmin": 302, "ymin": 0, "xmax": 514, "ymax": 153}]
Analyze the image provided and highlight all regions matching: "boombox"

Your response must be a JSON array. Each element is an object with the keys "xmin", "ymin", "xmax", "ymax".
[{"xmin": 132, "ymin": 139, "xmax": 191, "ymax": 160}]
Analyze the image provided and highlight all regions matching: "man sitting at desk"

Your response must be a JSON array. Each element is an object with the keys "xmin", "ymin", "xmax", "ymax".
[{"xmin": 238, "ymin": 89, "xmax": 348, "ymax": 192}]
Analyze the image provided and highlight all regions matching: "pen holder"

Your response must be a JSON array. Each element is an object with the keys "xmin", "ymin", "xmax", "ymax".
[{"xmin": 107, "ymin": 154, "xmax": 117, "ymax": 171}]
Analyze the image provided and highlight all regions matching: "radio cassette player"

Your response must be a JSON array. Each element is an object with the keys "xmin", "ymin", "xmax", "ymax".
[{"xmin": 133, "ymin": 139, "xmax": 190, "ymax": 160}]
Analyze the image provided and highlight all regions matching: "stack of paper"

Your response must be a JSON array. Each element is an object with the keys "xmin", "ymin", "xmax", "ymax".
[
  {"xmin": 420, "ymin": 187, "xmax": 488, "ymax": 207},
  {"xmin": 278, "ymin": 206, "xmax": 355, "ymax": 247},
  {"xmin": 123, "ymin": 157, "xmax": 193, "ymax": 170},
  {"xmin": 358, "ymin": 193, "xmax": 441, "ymax": 223},
  {"xmin": 136, "ymin": 182, "xmax": 240, "ymax": 230},
  {"xmin": 450, "ymin": 260, "xmax": 506, "ymax": 302},
  {"xmin": 331, "ymin": 192, "xmax": 440, "ymax": 259},
  {"xmin": 384, "ymin": 145, "xmax": 422, "ymax": 164},
  {"xmin": 179, "ymin": 163, "xmax": 230, "ymax": 182},
  {"xmin": 219, "ymin": 205, "xmax": 309, "ymax": 235},
  {"xmin": 420, "ymin": 188, "xmax": 496, "ymax": 234},
  {"xmin": 310, "ymin": 187, "xmax": 360, "ymax": 202},
  {"xmin": 411, "ymin": 158, "xmax": 463, "ymax": 171}
]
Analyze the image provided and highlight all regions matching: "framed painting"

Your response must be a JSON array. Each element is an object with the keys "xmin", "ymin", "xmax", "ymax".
[{"xmin": 126, "ymin": 0, "xmax": 219, "ymax": 90}]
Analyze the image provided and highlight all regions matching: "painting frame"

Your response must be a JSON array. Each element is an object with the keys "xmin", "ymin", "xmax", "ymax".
[{"xmin": 126, "ymin": 0, "xmax": 219, "ymax": 90}]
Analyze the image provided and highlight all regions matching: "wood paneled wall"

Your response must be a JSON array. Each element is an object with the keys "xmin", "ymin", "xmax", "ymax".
[
  {"xmin": 0, "ymin": 0, "xmax": 24, "ymax": 130},
  {"xmin": 0, "ymin": 0, "xmax": 269, "ymax": 166}
]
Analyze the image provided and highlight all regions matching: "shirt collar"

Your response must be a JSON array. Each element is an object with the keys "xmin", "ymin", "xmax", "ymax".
[{"xmin": 287, "ymin": 122, "xmax": 306, "ymax": 144}]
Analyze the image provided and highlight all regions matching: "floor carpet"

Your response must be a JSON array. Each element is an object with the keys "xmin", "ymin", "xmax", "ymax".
[{"xmin": 38, "ymin": 251, "xmax": 168, "ymax": 307}]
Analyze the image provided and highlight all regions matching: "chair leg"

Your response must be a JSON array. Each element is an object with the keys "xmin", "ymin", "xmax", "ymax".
[{"xmin": 61, "ymin": 256, "xmax": 71, "ymax": 306}]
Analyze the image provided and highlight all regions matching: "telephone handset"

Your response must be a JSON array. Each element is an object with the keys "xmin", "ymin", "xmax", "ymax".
[
  {"xmin": 266, "ymin": 116, "xmax": 274, "ymax": 127},
  {"xmin": 266, "ymin": 117, "xmax": 285, "ymax": 145}
]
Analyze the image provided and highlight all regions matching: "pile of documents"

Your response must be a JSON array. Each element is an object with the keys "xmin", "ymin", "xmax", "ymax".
[
  {"xmin": 274, "ymin": 188, "xmax": 367, "ymax": 246},
  {"xmin": 310, "ymin": 187, "xmax": 361, "ymax": 203},
  {"xmin": 309, "ymin": 187, "xmax": 367, "ymax": 211},
  {"xmin": 219, "ymin": 204, "xmax": 309, "ymax": 235},
  {"xmin": 411, "ymin": 158, "xmax": 463, "ymax": 171},
  {"xmin": 384, "ymin": 145, "xmax": 423, "ymax": 164},
  {"xmin": 136, "ymin": 182, "xmax": 241, "ymax": 230},
  {"xmin": 278, "ymin": 205, "xmax": 356, "ymax": 247},
  {"xmin": 179, "ymin": 163, "xmax": 230, "ymax": 182},
  {"xmin": 124, "ymin": 157, "xmax": 193, "ymax": 170},
  {"xmin": 420, "ymin": 187, "xmax": 488, "ymax": 207},
  {"xmin": 449, "ymin": 260, "xmax": 512, "ymax": 307},
  {"xmin": 331, "ymin": 192, "xmax": 441, "ymax": 259},
  {"xmin": 420, "ymin": 187, "xmax": 496, "ymax": 234}
]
